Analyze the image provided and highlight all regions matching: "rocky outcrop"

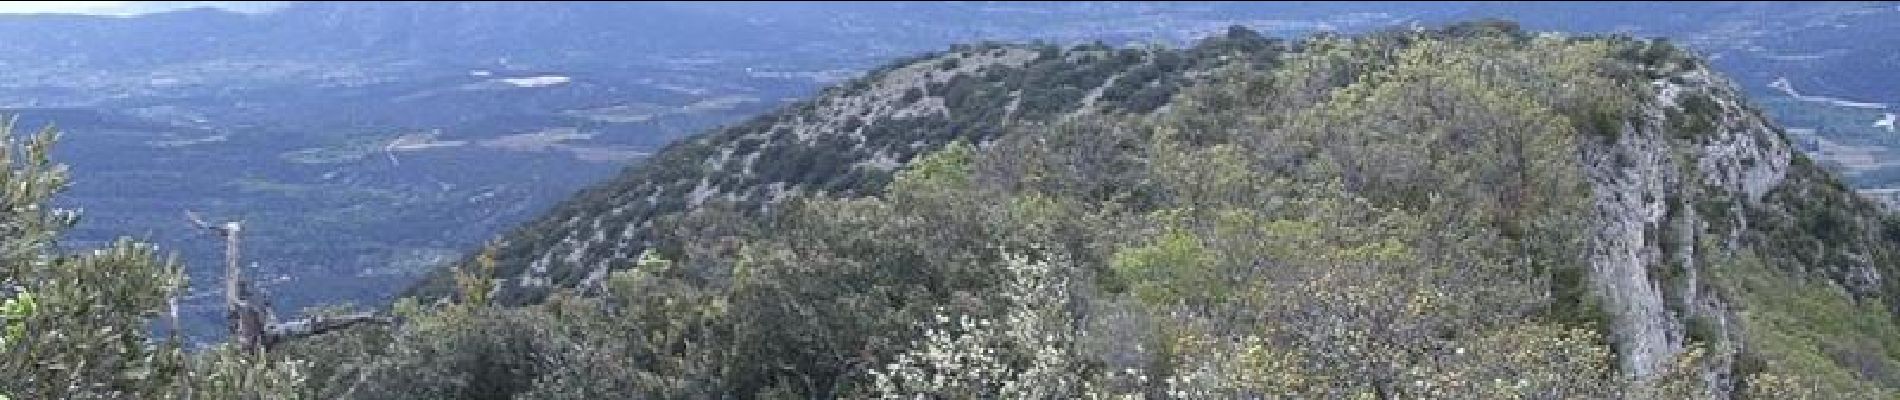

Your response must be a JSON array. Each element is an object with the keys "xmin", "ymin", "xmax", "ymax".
[{"xmin": 1581, "ymin": 61, "xmax": 1793, "ymax": 394}]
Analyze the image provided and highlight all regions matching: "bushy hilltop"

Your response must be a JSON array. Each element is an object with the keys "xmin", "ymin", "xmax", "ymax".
[
  {"xmin": 15, "ymin": 21, "xmax": 1900, "ymax": 399},
  {"xmin": 389, "ymin": 21, "xmax": 1900, "ymax": 397},
  {"xmin": 406, "ymin": 26, "xmax": 1286, "ymax": 303}
]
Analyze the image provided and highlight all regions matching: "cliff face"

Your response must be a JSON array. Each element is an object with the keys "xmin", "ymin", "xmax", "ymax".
[
  {"xmin": 1585, "ymin": 47, "xmax": 1900, "ymax": 395},
  {"xmin": 1581, "ymin": 64, "xmax": 1792, "ymax": 389}
]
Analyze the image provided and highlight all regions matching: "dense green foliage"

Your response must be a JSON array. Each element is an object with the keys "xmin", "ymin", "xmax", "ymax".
[
  {"xmin": 0, "ymin": 118, "xmax": 192, "ymax": 399},
  {"xmin": 12, "ymin": 22, "xmax": 1900, "ymax": 399}
]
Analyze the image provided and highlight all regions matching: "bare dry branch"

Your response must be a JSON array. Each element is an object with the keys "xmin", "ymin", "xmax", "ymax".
[{"xmin": 264, "ymin": 312, "xmax": 392, "ymax": 347}]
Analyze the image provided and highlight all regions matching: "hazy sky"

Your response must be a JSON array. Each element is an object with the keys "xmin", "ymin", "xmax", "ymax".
[
  {"xmin": 0, "ymin": 1, "xmax": 132, "ymax": 14},
  {"xmin": 0, "ymin": 1, "xmax": 283, "ymax": 16}
]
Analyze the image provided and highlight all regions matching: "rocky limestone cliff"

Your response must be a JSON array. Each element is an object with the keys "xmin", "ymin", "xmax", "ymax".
[
  {"xmin": 1579, "ymin": 43, "xmax": 1900, "ymax": 395},
  {"xmin": 1580, "ymin": 63, "xmax": 1794, "ymax": 392}
]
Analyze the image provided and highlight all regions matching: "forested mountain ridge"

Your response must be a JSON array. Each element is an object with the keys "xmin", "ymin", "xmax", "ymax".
[
  {"xmin": 375, "ymin": 21, "xmax": 1900, "ymax": 397},
  {"xmin": 4, "ymin": 0, "xmax": 1896, "ymax": 344},
  {"xmin": 407, "ymin": 27, "xmax": 1286, "ymax": 303},
  {"xmin": 12, "ymin": 20, "xmax": 1900, "ymax": 398}
]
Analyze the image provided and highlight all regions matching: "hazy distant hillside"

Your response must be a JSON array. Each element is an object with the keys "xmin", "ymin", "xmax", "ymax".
[{"xmin": 1430, "ymin": 2, "xmax": 1899, "ymax": 110}]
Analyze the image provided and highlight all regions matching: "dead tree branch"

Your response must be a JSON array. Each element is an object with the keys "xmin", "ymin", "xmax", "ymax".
[{"xmin": 186, "ymin": 210, "xmax": 387, "ymax": 353}]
